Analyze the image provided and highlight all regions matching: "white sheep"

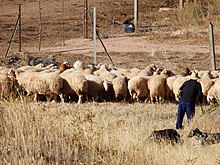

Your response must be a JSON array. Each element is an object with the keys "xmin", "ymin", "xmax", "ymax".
[
  {"xmin": 93, "ymin": 64, "xmax": 117, "ymax": 82},
  {"xmin": 110, "ymin": 69, "xmax": 124, "ymax": 77},
  {"xmin": 211, "ymin": 70, "xmax": 220, "ymax": 78},
  {"xmin": 198, "ymin": 73, "xmax": 215, "ymax": 104},
  {"xmin": 160, "ymin": 69, "xmax": 175, "ymax": 78},
  {"xmin": 198, "ymin": 70, "xmax": 206, "ymax": 78},
  {"xmin": 60, "ymin": 70, "xmax": 88, "ymax": 104},
  {"xmin": 128, "ymin": 76, "xmax": 149, "ymax": 102},
  {"xmin": 135, "ymin": 64, "xmax": 158, "ymax": 77},
  {"xmin": 166, "ymin": 75, "xmax": 179, "ymax": 103},
  {"xmin": 173, "ymin": 76, "xmax": 190, "ymax": 101},
  {"xmin": 207, "ymin": 79, "xmax": 220, "ymax": 104},
  {"xmin": 147, "ymin": 75, "xmax": 166, "ymax": 103},
  {"xmin": 137, "ymin": 69, "xmax": 153, "ymax": 77},
  {"xmin": 20, "ymin": 71, "xmax": 64, "ymax": 102},
  {"xmin": 93, "ymin": 64, "xmax": 109, "ymax": 76},
  {"xmin": 16, "ymin": 64, "xmax": 70, "ymax": 102},
  {"xmin": 115, "ymin": 68, "xmax": 132, "ymax": 79},
  {"xmin": 73, "ymin": 60, "xmax": 94, "ymax": 74},
  {"xmin": 112, "ymin": 76, "xmax": 128, "ymax": 102},
  {"xmin": 153, "ymin": 68, "xmax": 163, "ymax": 75},
  {"xmin": 130, "ymin": 68, "xmax": 141, "ymax": 75}
]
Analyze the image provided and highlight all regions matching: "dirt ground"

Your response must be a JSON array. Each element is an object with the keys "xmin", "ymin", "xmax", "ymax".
[{"xmin": 0, "ymin": 0, "xmax": 220, "ymax": 72}]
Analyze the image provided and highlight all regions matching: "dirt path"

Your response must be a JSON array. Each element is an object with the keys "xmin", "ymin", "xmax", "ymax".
[{"xmin": 24, "ymin": 36, "xmax": 219, "ymax": 56}]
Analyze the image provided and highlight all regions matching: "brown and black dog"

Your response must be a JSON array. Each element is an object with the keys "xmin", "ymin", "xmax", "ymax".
[{"xmin": 150, "ymin": 129, "xmax": 183, "ymax": 145}]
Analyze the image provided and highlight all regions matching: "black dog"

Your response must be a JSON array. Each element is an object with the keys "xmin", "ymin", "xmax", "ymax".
[
  {"xmin": 188, "ymin": 128, "xmax": 220, "ymax": 146},
  {"xmin": 150, "ymin": 129, "xmax": 183, "ymax": 145}
]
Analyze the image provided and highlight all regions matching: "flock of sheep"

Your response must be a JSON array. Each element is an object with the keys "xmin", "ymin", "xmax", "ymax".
[{"xmin": 0, "ymin": 60, "xmax": 220, "ymax": 105}]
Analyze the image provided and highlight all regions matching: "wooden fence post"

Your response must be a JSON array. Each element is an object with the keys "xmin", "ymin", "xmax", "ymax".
[
  {"xmin": 4, "ymin": 16, "xmax": 20, "ymax": 58},
  {"xmin": 84, "ymin": 0, "xmax": 88, "ymax": 39},
  {"xmin": 93, "ymin": 7, "xmax": 96, "ymax": 66},
  {"xmin": 208, "ymin": 22, "xmax": 216, "ymax": 71},
  {"xmin": 18, "ymin": 4, "xmax": 22, "ymax": 52},
  {"xmin": 38, "ymin": 0, "xmax": 42, "ymax": 51},
  {"xmin": 62, "ymin": 0, "xmax": 65, "ymax": 46}
]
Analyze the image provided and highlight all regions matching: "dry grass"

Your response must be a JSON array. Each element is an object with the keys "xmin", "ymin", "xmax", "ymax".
[
  {"xmin": 173, "ymin": 1, "xmax": 220, "ymax": 28},
  {"xmin": 0, "ymin": 100, "xmax": 219, "ymax": 165}
]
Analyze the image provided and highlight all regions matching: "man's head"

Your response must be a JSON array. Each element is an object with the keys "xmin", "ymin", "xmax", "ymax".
[{"xmin": 189, "ymin": 71, "xmax": 200, "ymax": 80}]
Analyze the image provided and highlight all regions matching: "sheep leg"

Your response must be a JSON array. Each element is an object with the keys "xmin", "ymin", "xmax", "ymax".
[
  {"xmin": 78, "ymin": 95, "xmax": 83, "ymax": 104},
  {"xmin": 59, "ymin": 93, "xmax": 65, "ymax": 103},
  {"xmin": 16, "ymin": 87, "xmax": 24, "ymax": 101},
  {"xmin": 0, "ymin": 91, "xmax": 3, "ymax": 100},
  {"xmin": 160, "ymin": 97, "xmax": 165, "ymax": 104},
  {"xmin": 152, "ymin": 96, "xmax": 159, "ymax": 104},
  {"xmin": 144, "ymin": 98, "xmax": 149, "ymax": 103},
  {"xmin": 34, "ymin": 93, "xmax": 38, "ymax": 102},
  {"xmin": 150, "ymin": 96, "xmax": 154, "ymax": 104},
  {"xmin": 132, "ymin": 94, "xmax": 136, "ymax": 101},
  {"xmin": 27, "ymin": 91, "xmax": 32, "ymax": 96},
  {"xmin": 137, "ymin": 96, "xmax": 141, "ymax": 103},
  {"xmin": 84, "ymin": 95, "xmax": 88, "ymax": 103},
  {"xmin": 130, "ymin": 91, "xmax": 136, "ymax": 102}
]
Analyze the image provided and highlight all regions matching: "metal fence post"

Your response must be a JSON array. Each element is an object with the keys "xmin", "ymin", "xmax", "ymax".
[
  {"xmin": 84, "ymin": 0, "xmax": 88, "ymax": 39},
  {"xmin": 134, "ymin": 0, "xmax": 138, "ymax": 28}
]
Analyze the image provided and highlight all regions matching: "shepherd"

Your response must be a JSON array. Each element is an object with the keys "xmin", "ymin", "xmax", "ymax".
[{"xmin": 176, "ymin": 71, "xmax": 203, "ymax": 129}]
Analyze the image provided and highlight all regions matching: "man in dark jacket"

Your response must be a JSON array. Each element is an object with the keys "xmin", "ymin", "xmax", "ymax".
[{"xmin": 176, "ymin": 72, "xmax": 203, "ymax": 129}]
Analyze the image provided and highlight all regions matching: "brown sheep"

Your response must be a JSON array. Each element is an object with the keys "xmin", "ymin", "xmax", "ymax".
[
  {"xmin": 1, "ymin": 69, "xmax": 21, "ymax": 100},
  {"xmin": 84, "ymin": 74, "xmax": 105, "ymax": 102}
]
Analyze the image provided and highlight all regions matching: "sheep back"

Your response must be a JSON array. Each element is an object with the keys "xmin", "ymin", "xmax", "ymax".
[
  {"xmin": 128, "ymin": 76, "xmax": 149, "ymax": 101},
  {"xmin": 112, "ymin": 76, "xmax": 128, "ymax": 101},
  {"xmin": 148, "ymin": 75, "xmax": 166, "ymax": 102}
]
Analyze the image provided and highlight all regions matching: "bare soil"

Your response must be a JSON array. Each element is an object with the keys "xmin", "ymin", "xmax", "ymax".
[{"xmin": 0, "ymin": 0, "xmax": 220, "ymax": 72}]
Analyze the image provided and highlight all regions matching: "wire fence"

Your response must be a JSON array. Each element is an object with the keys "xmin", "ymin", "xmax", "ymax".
[
  {"xmin": 1, "ymin": 0, "xmax": 219, "ymax": 71},
  {"xmin": 1, "ymin": 0, "xmax": 174, "ymax": 53}
]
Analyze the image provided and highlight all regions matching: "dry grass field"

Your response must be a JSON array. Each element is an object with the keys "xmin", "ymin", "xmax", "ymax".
[
  {"xmin": 1, "ymin": 0, "xmax": 220, "ymax": 164},
  {"xmin": 0, "ymin": 100, "xmax": 220, "ymax": 165}
]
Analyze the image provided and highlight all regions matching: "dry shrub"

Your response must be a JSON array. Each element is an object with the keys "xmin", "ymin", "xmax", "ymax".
[{"xmin": 173, "ymin": 0, "xmax": 220, "ymax": 31}]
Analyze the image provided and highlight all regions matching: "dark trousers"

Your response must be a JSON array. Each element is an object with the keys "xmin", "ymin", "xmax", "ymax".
[{"xmin": 176, "ymin": 101, "xmax": 195, "ymax": 129}]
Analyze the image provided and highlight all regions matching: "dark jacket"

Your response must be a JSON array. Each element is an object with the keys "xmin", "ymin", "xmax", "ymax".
[{"xmin": 179, "ymin": 79, "xmax": 203, "ymax": 104}]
